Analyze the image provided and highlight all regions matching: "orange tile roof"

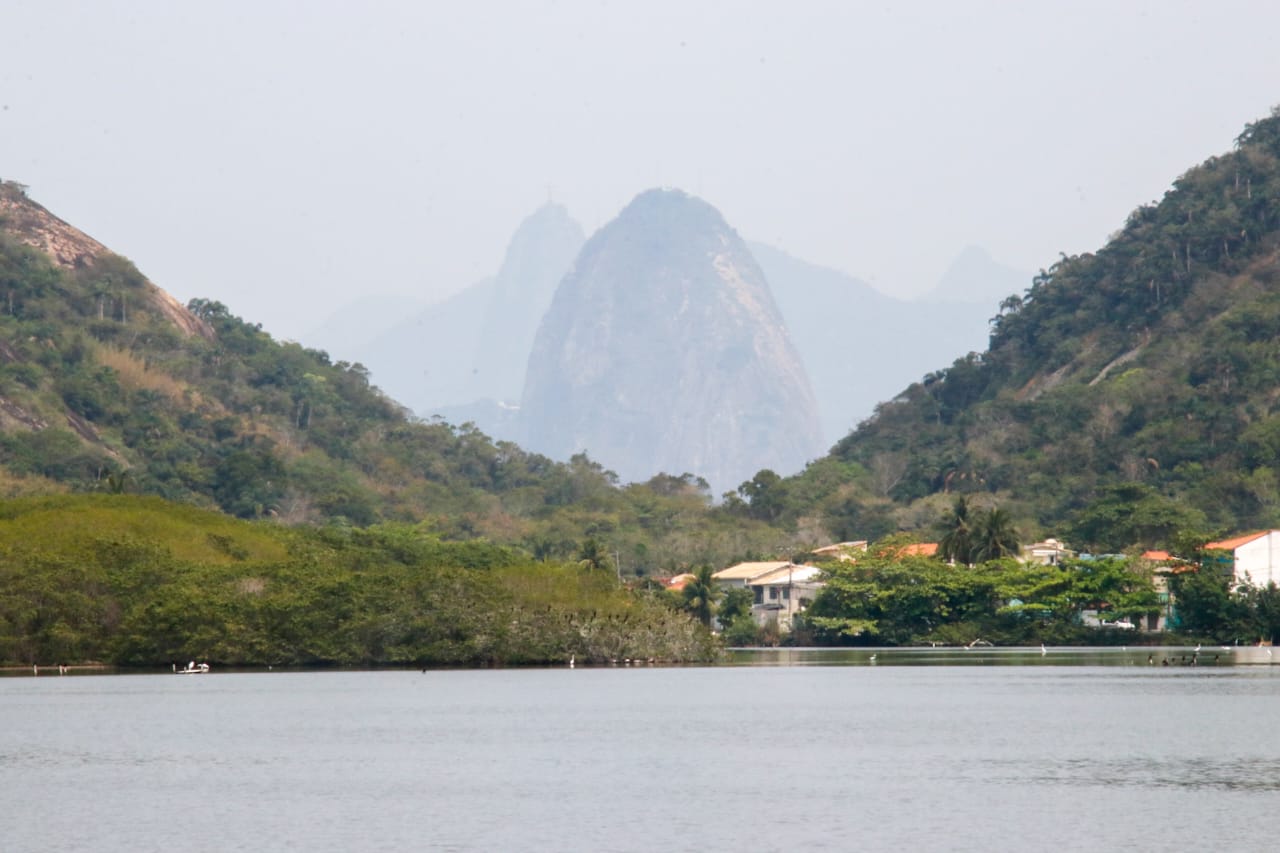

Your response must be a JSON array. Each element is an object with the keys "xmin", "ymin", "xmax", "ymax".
[
  {"xmin": 1205, "ymin": 532, "xmax": 1270, "ymax": 551},
  {"xmin": 1142, "ymin": 550, "xmax": 1173, "ymax": 561},
  {"xmin": 899, "ymin": 542, "xmax": 938, "ymax": 556},
  {"xmin": 664, "ymin": 572, "xmax": 697, "ymax": 591}
]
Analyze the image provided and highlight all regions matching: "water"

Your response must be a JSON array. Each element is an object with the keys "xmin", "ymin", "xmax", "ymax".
[{"xmin": 3, "ymin": 650, "xmax": 1279, "ymax": 852}]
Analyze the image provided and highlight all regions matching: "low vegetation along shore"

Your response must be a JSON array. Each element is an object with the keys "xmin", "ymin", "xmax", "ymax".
[
  {"xmin": 0, "ymin": 495, "xmax": 718, "ymax": 668},
  {"xmin": 4, "ymin": 495, "xmax": 1274, "ymax": 671}
]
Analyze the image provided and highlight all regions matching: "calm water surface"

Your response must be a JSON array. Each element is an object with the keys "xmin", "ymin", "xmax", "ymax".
[{"xmin": 3, "ymin": 649, "xmax": 1279, "ymax": 852}]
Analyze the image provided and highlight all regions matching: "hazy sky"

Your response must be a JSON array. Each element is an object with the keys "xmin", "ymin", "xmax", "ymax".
[{"xmin": 3, "ymin": 1, "xmax": 1278, "ymax": 343}]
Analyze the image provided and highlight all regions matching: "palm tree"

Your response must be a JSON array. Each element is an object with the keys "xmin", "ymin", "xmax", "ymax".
[
  {"xmin": 938, "ymin": 496, "xmax": 976, "ymax": 565},
  {"xmin": 973, "ymin": 506, "xmax": 1020, "ymax": 563},
  {"xmin": 576, "ymin": 537, "xmax": 611, "ymax": 573},
  {"xmin": 681, "ymin": 565, "xmax": 720, "ymax": 627}
]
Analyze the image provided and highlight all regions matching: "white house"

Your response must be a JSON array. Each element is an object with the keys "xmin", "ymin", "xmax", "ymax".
[
  {"xmin": 747, "ymin": 564, "xmax": 823, "ymax": 631},
  {"xmin": 712, "ymin": 561, "xmax": 824, "ymax": 631},
  {"xmin": 1205, "ymin": 531, "xmax": 1280, "ymax": 588},
  {"xmin": 711, "ymin": 561, "xmax": 793, "ymax": 590},
  {"xmin": 1022, "ymin": 538, "xmax": 1074, "ymax": 566}
]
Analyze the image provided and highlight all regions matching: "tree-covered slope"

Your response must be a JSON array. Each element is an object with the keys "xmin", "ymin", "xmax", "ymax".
[
  {"xmin": 800, "ymin": 109, "xmax": 1280, "ymax": 550},
  {"xmin": 0, "ymin": 181, "xmax": 798, "ymax": 572}
]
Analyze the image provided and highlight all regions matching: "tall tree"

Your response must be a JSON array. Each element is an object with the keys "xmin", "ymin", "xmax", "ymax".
[
  {"xmin": 973, "ymin": 507, "xmax": 1020, "ymax": 563},
  {"xmin": 680, "ymin": 565, "xmax": 720, "ymax": 627},
  {"xmin": 576, "ymin": 537, "xmax": 611, "ymax": 573},
  {"xmin": 938, "ymin": 496, "xmax": 976, "ymax": 565}
]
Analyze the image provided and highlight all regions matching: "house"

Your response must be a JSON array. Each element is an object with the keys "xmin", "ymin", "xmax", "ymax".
[
  {"xmin": 811, "ymin": 541, "xmax": 868, "ymax": 561},
  {"xmin": 745, "ymin": 564, "xmax": 824, "ymax": 632},
  {"xmin": 1022, "ymin": 538, "xmax": 1074, "ymax": 566},
  {"xmin": 1139, "ymin": 550, "xmax": 1193, "ymax": 632},
  {"xmin": 898, "ymin": 542, "xmax": 938, "ymax": 557},
  {"xmin": 1204, "ymin": 531, "xmax": 1280, "ymax": 588},
  {"xmin": 712, "ymin": 561, "xmax": 824, "ymax": 631},
  {"xmin": 711, "ymin": 561, "xmax": 794, "ymax": 590},
  {"xmin": 665, "ymin": 573, "xmax": 697, "ymax": 592}
]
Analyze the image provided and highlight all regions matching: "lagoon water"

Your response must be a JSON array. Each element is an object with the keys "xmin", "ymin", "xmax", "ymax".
[{"xmin": 3, "ymin": 649, "xmax": 1279, "ymax": 852}]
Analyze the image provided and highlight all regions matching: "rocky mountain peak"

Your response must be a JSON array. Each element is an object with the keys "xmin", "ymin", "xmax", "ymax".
[
  {"xmin": 471, "ymin": 202, "xmax": 585, "ymax": 402},
  {"xmin": 520, "ymin": 188, "xmax": 823, "ymax": 492},
  {"xmin": 0, "ymin": 181, "xmax": 212, "ymax": 340}
]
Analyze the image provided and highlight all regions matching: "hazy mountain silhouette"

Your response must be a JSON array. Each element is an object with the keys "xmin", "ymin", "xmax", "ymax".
[
  {"xmin": 752, "ymin": 243, "xmax": 995, "ymax": 444},
  {"xmin": 926, "ymin": 244, "xmax": 1032, "ymax": 305},
  {"xmin": 521, "ymin": 189, "xmax": 823, "ymax": 491},
  {"xmin": 315, "ymin": 203, "xmax": 583, "ymax": 424}
]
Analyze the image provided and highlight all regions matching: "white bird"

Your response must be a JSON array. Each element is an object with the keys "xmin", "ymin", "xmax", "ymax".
[
  {"xmin": 1040, "ymin": 643, "xmax": 1047, "ymax": 656},
  {"xmin": 569, "ymin": 654, "xmax": 575, "ymax": 668},
  {"xmin": 869, "ymin": 654, "xmax": 877, "ymax": 662}
]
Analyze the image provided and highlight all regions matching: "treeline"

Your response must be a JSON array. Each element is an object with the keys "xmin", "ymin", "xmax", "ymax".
[
  {"xmin": 804, "ymin": 544, "xmax": 1161, "ymax": 646},
  {"xmin": 0, "ymin": 495, "xmax": 718, "ymax": 667},
  {"xmin": 797, "ymin": 541, "xmax": 1280, "ymax": 647}
]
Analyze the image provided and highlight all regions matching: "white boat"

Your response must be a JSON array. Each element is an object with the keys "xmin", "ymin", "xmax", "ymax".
[{"xmin": 175, "ymin": 661, "xmax": 210, "ymax": 674}]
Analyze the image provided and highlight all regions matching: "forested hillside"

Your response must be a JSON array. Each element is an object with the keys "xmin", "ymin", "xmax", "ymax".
[
  {"xmin": 790, "ymin": 109, "xmax": 1280, "ymax": 551},
  {"xmin": 0, "ymin": 181, "xmax": 795, "ymax": 573}
]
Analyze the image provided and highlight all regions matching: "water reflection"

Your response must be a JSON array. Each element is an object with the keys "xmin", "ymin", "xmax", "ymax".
[
  {"xmin": 1014, "ymin": 756, "xmax": 1280, "ymax": 791},
  {"xmin": 728, "ymin": 645, "xmax": 1279, "ymax": 667}
]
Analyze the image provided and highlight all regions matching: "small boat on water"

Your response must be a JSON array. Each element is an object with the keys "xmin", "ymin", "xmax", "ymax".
[{"xmin": 175, "ymin": 661, "xmax": 210, "ymax": 675}]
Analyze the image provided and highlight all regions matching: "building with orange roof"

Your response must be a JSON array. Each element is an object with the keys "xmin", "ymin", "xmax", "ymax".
[
  {"xmin": 665, "ymin": 573, "xmax": 697, "ymax": 592},
  {"xmin": 812, "ymin": 541, "xmax": 868, "ymax": 562},
  {"xmin": 1204, "ymin": 531, "xmax": 1280, "ymax": 588},
  {"xmin": 899, "ymin": 542, "xmax": 938, "ymax": 557}
]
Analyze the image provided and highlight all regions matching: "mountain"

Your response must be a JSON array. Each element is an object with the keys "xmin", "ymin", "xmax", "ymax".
[
  {"xmin": 0, "ymin": 179, "xmax": 565, "ymax": 526},
  {"xmin": 347, "ymin": 276, "xmax": 497, "ymax": 415},
  {"xmin": 305, "ymin": 293, "xmax": 428, "ymax": 359},
  {"xmin": 750, "ymin": 243, "xmax": 994, "ymax": 445},
  {"xmin": 521, "ymin": 189, "xmax": 824, "ymax": 492},
  {"xmin": 924, "ymin": 245, "xmax": 1031, "ymax": 306},
  {"xmin": 322, "ymin": 203, "xmax": 583, "ymax": 431},
  {"xmin": 470, "ymin": 203, "xmax": 585, "ymax": 404},
  {"xmin": 795, "ymin": 109, "xmax": 1280, "ymax": 551},
  {"xmin": 0, "ymin": 179, "xmax": 800, "ymax": 571}
]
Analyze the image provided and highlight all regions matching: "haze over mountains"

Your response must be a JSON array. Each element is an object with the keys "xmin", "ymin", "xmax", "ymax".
[{"xmin": 308, "ymin": 190, "xmax": 1023, "ymax": 490}]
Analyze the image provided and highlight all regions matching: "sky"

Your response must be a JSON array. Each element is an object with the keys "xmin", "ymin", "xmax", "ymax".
[{"xmin": 2, "ymin": 1, "xmax": 1279, "ymax": 343}]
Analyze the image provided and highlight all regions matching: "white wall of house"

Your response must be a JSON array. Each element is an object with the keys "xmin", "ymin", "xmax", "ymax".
[
  {"xmin": 750, "ymin": 580, "xmax": 822, "ymax": 631},
  {"xmin": 1233, "ymin": 533, "xmax": 1280, "ymax": 587}
]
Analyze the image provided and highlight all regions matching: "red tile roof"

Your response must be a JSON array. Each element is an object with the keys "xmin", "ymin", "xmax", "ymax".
[{"xmin": 1205, "ymin": 532, "xmax": 1270, "ymax": 551}]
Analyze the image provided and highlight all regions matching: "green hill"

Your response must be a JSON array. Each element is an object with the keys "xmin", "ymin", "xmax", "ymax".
[
  {"xmin": 0, "ymin": 181, "xmax": 793, "ymax": 572},
  {"xmin": 792, "ymin": 108, "xmax": 1280, "ymax": 551}
]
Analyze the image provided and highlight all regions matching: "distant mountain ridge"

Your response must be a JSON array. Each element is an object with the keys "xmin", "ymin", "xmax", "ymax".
[
  {"xmin": 751, "ymin": 242, "xmax": 998, "ymax": 444},
  {"xmin": 925, "ymin": 245, "xmax": 1031, "ymax": 305},
  {"xmin": 308, "ymin": 203, "xmax": 583, "ymax": 424}
]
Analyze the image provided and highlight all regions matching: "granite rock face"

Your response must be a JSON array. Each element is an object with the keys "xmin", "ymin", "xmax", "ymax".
[{"xmin": 520, "ymin": 189, "xmax": 823, "ymax": 492}]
